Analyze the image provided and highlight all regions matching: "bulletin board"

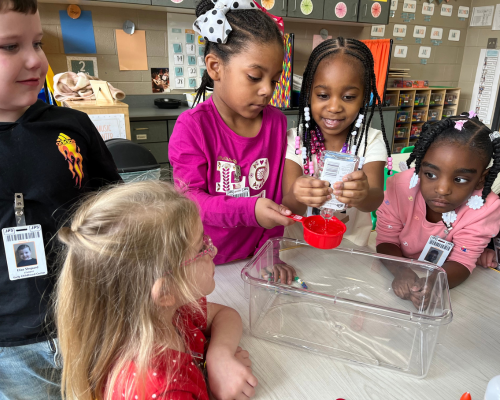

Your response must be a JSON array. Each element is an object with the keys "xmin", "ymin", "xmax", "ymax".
[{"xmin": 167, "ymin": 13, "xmax": 206, "ymax": 91}]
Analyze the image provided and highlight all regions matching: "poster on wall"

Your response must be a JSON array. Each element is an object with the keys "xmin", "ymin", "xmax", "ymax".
[
  {"xmin": 470, "ymin": 6, "xmax": 494, "ymax": 27},
  {"xmin": 471, "ymin": 49, "xmax": 500, "ymax": 126},
  {"xmin": 88, "ymin": 114, "xmax": 127, "ymax": 141},
  {"xmin": 390, "ymin": 0, "xmax": 398, "ymax": 11},
  {"xmin": 422, "ymin": 2, "xmax": 434, "ymax": 15},
  {"xmin": 371, "ymin": 25, "xmax": 386, "ymax": 37},
  {"xmin": 492, "ymin": 4, "xmax": 500, "ymax": 30},
  {"xmin": 458, "ymin": 6, "xmax": 469, "ymax": 19},
  {"xmin": 413, "ymin": 26, "xmax": 426, "ymax": 38},
  {"xmin": 430, "ymin": 27, "xmax": 443, "ymax": 40},
  {"xmin": 394, "ymin": 45, "xmax": 408, "ymax": 58},
  {"xmin": 402, "ymin": 0, "xmax": 416, "ymax": 13},
  {"xmin": 393, "ymin": 24, "xmax": 407, "ymax": 37},
  {"xmin": 440, "ymin": 4, "xmax": 453, "ymax": 17},
  {"xmin": 167, "ymin": 13, "xmax": 206, "ymax": 90},
  {"xmin": 448, "ymin": 29, "xmax": 461, "ymax": 42},
  {"xmin": 151, "ymin": 68, "xmax": 170, "ymax": 93}
]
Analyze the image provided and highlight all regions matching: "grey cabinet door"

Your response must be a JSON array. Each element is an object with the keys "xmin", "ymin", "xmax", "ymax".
[
  {"xmin": 98, "ymin": 0, "xmax": 151, "ymax": 4},
  {"xmin": 256, "ymin": 0, "xmax": 287, "ymax": 16},
  {"xmin": 287, "ymin": 0, "xmax": 325, "ymax": 19},
  {"xmin": 357, "ymin": 0, "xmax": 389, "ymax": 24},
  {"xmin": 152, "ymin": 0, "xmax": 196, "ymax": 8},
  {"xmin": 323, "ymin": 0, "xmax": 358, "ymax": 22}
]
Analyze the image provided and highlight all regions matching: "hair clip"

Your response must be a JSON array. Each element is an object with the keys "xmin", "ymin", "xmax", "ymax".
[
  {"xmin": 490, "ymin": 131, "xmax": 500, "ymax": 142},
  {"xmin": 468, "ymin": 111, "xmax": 477, "ymax": 118},
  {"xmin": 455, "ymin": 120, "xmax": 467, "ymax": 131},
  {"xmin": 467, "ymin": 195, "xmax": 484, "ymax": 210}
]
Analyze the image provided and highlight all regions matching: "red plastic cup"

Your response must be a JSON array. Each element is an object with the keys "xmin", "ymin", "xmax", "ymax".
[{"xmin": 287, "ymin": 214, "xmax": 346, "ymax": 249}]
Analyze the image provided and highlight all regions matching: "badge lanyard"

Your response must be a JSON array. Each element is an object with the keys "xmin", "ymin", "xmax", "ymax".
[{"xmin": 1, "ymin": 194, "xmax": 48, "ymax": 281}]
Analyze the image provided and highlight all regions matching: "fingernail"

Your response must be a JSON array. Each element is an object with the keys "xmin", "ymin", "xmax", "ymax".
[
  {"xmin": 285, "ymin": 210, "xmax": 291, "ymax": 215},
  {"xmin": 327, "ymin": 195, "xmax": 332, "ymax": 200},
  {"xmin": 334, "ymin": 190, "xmax": 341, "ymax": 195}
]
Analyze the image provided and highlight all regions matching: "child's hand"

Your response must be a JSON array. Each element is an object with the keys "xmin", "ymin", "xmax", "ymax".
[
  {"xmin": 292, "ymin": 176, "xmax": 333, "ymax": 208},
  {"xmin": 333, "ymin": 170, "xmax": 369, "ymax": 208},
  {"xmin": 272, "ymin": 263, "xmax": 296, "ymax": 285},
  {"xmin": 207, "ymin": 348, "xmax": 258, "ymax": 400},
  {"xmin": 477, "ymin": 248, "xmax": 497, "ymax": 268},
  {"xmin": 255, "ymin": 198, "xmax": 295, "ymax": 229},
  {"xmin": 391, "ymin": 268, "xmax": 419, "ymax": 301}
]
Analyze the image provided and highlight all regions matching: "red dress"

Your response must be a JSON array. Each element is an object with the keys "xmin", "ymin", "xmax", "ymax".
[{"xmin": 110, "ymin": 298, "xmax": 209, "ymax": 400}]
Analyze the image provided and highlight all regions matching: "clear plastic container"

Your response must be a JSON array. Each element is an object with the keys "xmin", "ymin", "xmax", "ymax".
[
  {"xmin": 428, "ymin": 110, "xmax": 440, "ymax": 121},
  {"xmin": 442, "ymin": 108, "xmax": 455, "ymax": 118},
  {"xmin": 119, "ymin": 168, "xmax": 161, "ymax": 183},
  {"xmin": 241, "ymin": 238, "xmax": 453, "ymax": 378},
  {"xmin": 397, "ymin": 111, "xmax": 410, "ymax": 123}
]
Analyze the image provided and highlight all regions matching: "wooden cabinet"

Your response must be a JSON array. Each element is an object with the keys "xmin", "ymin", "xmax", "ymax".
[
  {"xmin": 356, "ymin": 0, "xmax": 389, "ymax": 24},
  {"xmin": 287, "ymin": 0, "xmax": 325, "ymax": 19},
  {"xmin": 323, "ymin": 0, "xmax": 358, "ymax": 22},
  {"xmin": 256, "ymin": 0, "xmax": 288, "ymax": 16}
]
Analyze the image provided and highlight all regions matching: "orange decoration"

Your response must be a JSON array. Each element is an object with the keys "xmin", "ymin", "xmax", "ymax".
[
  {"xmin": 460, "ymin": 393, "xmax": 471, "ymax": 400},
  {"xmin": 67, "ymin": 4, "xmax": 81, "ymax": 19}
]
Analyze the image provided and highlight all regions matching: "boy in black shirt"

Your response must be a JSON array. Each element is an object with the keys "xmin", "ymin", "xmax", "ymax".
[{"xmin": 0, "ymin": 0, "xmax": 121, "ymax": 398}]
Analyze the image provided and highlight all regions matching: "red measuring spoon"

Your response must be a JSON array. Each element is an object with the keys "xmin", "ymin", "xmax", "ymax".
[{"xmin": 287, "ymin": 214, "xmax": 346, "ymax": 249}]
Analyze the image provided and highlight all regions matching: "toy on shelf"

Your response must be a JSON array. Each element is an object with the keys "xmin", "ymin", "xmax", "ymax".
[
  {"xmin": 414, "ymin": 94, "xmax": 427, "ymax": 106},
  {"xmin": 410, "ymin": 125, "xmax": 422, "ymax": 138},
  {"xmin": 397, "ymin": 111, "xmax": 410, "ymax": 123},
  {"xmin": 393, "ymin": 143, "xmax": 404, "ymax": 153},
  {"xmin": 428, "ymin": 110, "xmax": 440, "ymax": 121},
  {"xmin": 442, "ymin": 108, "xmax": 455, "ymax": 118},
  {"xmin": 399, "ymin": 94, "xmax": 413, "ymax": 106},
  {"xmin": 412, "ymin": 111, "xmax": 425, "ymax": 122},
  {"xmin": 395, "ymin": 127, "xmax": 408, "ymax": 138},
  {"xmin": 445, "ymin": 94, "xmax": 458, "ymax": 105},
  {"xmin": 430, "ymin": 93, "xmax": 442, "ymax": 105}
]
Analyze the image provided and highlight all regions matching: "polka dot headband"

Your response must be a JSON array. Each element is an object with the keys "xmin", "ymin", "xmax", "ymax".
[{"xmin": 193, "ymin": 0, "xmax": 257, "ymax": 44}]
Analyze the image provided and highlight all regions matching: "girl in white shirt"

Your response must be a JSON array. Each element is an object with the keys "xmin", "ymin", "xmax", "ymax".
[{"xmin": 282, "ymin": 37, "xmax": 392, "ymax": 246}]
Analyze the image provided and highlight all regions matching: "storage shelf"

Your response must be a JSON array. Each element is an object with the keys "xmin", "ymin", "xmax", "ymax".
[{"xmin": 386, "ymin": 87, "xmax": 460, "ymax": 154}]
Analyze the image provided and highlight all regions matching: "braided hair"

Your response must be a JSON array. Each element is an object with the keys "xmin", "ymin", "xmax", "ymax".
[
  {"xmin": 193, "ymin": 0, "xmax": 283, "ymax": 106},
  {"xmin": 406, "ymin": 112, "xmax": 500, "ymax": 201},
  {"xmin": 297, "ymin": 37, "xmax": 392, "ymax": 170}
]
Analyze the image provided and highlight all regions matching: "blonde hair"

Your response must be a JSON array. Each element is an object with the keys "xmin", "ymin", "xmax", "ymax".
[{"xmin": 55, "ymin": 181, "xmax": 203, "ymax": 400}]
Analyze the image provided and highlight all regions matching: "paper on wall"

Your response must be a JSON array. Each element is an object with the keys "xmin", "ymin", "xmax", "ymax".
[
  {"xmin": 394, "ymin": 45, "xmax": 408, "ymax": 58},
  {"xmin": 390, "ymin": 0, "xmax": 397, "ymax": 11},
  {"xmin": 115, "ymin": 30, "xmax": 148, "ymax": 71},
  {"xmin": 440, "ymin": 4, "xmax": 452, "ymax": 17},
  {"xmin": 418, "ymin": 46, "xmax": 431, "ymax": 58},
  {"xmin": 393, "ymin": 24, "xmax": 407, "ymax": 37},
  {"xmin": 88, "ymin": 114, "xmax": 127, "ymax": 141},
  {"xmin": 471, "ymin": 49, "xmax": 500, "ymax": 126},
  {"xmin": 493, "ymin": 4, "xmax": 500, "ymax": 30},
  {"xmin": 470, "ymin": 6, "xmax": 494, "ymax": 27},
  {"xmin": 422, "ymin": 2, "xmax": 434, "ymax": 16},
  {"xmin": 402, "ymin": 0, "xmax": 416, "ymax": 13},
  {"xmin": 448, "ymin": 29, "xmax": 460, "ymax": 42},
  {"xmin": 371, "ymin": 26, "xmax": 386, "ymax": 37},
  {"xmin": 413, "ymin": 26, "xmax": 426, "ymax": 38},
  {"xmin": 458, "ymin": 6, "xmax": 469, "ymax": 18}
]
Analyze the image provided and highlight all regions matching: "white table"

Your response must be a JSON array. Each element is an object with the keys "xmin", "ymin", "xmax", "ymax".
[{"xmin": 208, "ymin": 241, "xmax": 500, "ymax": 400}]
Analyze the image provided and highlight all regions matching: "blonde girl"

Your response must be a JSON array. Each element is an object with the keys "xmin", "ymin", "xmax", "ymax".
[{"xmin": 55, "ymin": 181, "xmax": 257, "ymax": 400}]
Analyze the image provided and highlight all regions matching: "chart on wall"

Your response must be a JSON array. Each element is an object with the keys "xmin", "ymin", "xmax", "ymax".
[
  {"xmin": 167, "ymin": 14, "xmax": 206, "ymax": 91},
  {"xmin": 471, "ymin": 49, "xmax": 500, "ymax": 126}
]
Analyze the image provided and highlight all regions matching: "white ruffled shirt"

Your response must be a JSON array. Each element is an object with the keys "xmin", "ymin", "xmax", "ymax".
[{"xmin": 285, "ymin": 126, "xmax": 388, "ymax": 247}]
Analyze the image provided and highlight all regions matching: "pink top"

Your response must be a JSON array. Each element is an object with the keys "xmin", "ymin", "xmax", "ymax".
[
  {"xmin": 376, "ymin": 168, "xmax": 500, "ymax": 272},
  {"xmin": 169, "ymin": 98, "xmax": 287, "ymax": 264}
]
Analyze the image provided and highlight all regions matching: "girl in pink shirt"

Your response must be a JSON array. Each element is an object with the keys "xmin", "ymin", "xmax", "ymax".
[
  {"xmin": 169, "ymin": 0, "xmax": 296, "ymax": 281},
  {"xmin": 376, "ymin": 112, "xmax": 500, "ymax": 308}
]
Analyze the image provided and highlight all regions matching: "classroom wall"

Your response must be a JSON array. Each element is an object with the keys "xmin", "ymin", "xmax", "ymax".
[
  {"xmin": 40, "ymin": 1, "xmax": 471, "ymax": 95},
  {"xmin": 457, "ymin": 0, "xmax": 500, "ymax": 112}
]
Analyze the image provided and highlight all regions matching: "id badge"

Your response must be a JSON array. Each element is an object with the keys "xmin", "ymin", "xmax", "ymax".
[
  {"xmin": 2, "ymin": 225, "xmax": 48, "ymax": 280},
  {"xmin": 226, "ymin": 187, "xmax": 250, "ymax": 198},
  {"xmin": 418, "ymin": 235, "xmax": 454, "ymax": 267}
]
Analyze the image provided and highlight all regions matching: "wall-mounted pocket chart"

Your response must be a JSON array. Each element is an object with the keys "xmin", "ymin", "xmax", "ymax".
[{"xmin": 167, "ymin": 13, "xmax": 207, "ymax": 90}]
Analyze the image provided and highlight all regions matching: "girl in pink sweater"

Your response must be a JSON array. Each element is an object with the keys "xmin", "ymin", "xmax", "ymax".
[{"xmin": 376, "ymin": 112, "xmax": 500, "ymax": 308}]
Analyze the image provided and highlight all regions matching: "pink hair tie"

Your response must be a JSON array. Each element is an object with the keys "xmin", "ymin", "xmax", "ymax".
[
  {"xmin": 468, "ymin": 110, "xmax": 477, "ymax": 118},
  {"xmin": 455, "ymin": 120, "xmax": 467, "ymax": 131}
]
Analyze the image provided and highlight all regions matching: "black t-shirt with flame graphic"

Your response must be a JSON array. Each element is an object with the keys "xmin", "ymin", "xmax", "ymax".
[{"xmin": 0, "ymin": 100, "xmax": 121, "ymax": 346}]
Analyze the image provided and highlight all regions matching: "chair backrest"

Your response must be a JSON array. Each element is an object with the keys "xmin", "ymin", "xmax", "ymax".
[{"xmin": 401, "ymin": 146, "xmax": 415, "ymax": 154}]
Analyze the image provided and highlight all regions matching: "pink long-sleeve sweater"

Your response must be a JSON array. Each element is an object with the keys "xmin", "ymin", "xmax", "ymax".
[
  {"xmin": 169, "ymin": 98, "xmax": 287, "ymax": 264},
  {"xmin": 376, "ymin": 168, "xmax": 500, "ymax": 272}
]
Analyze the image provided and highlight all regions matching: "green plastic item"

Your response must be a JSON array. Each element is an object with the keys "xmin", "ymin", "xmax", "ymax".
[
  {"xmin": 371, "ymin": 168, "xmax": 399, "ymax": 230},
  {"xmin": 401, "ymin": 146, "xmax": 415, "ymax": 154}
]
